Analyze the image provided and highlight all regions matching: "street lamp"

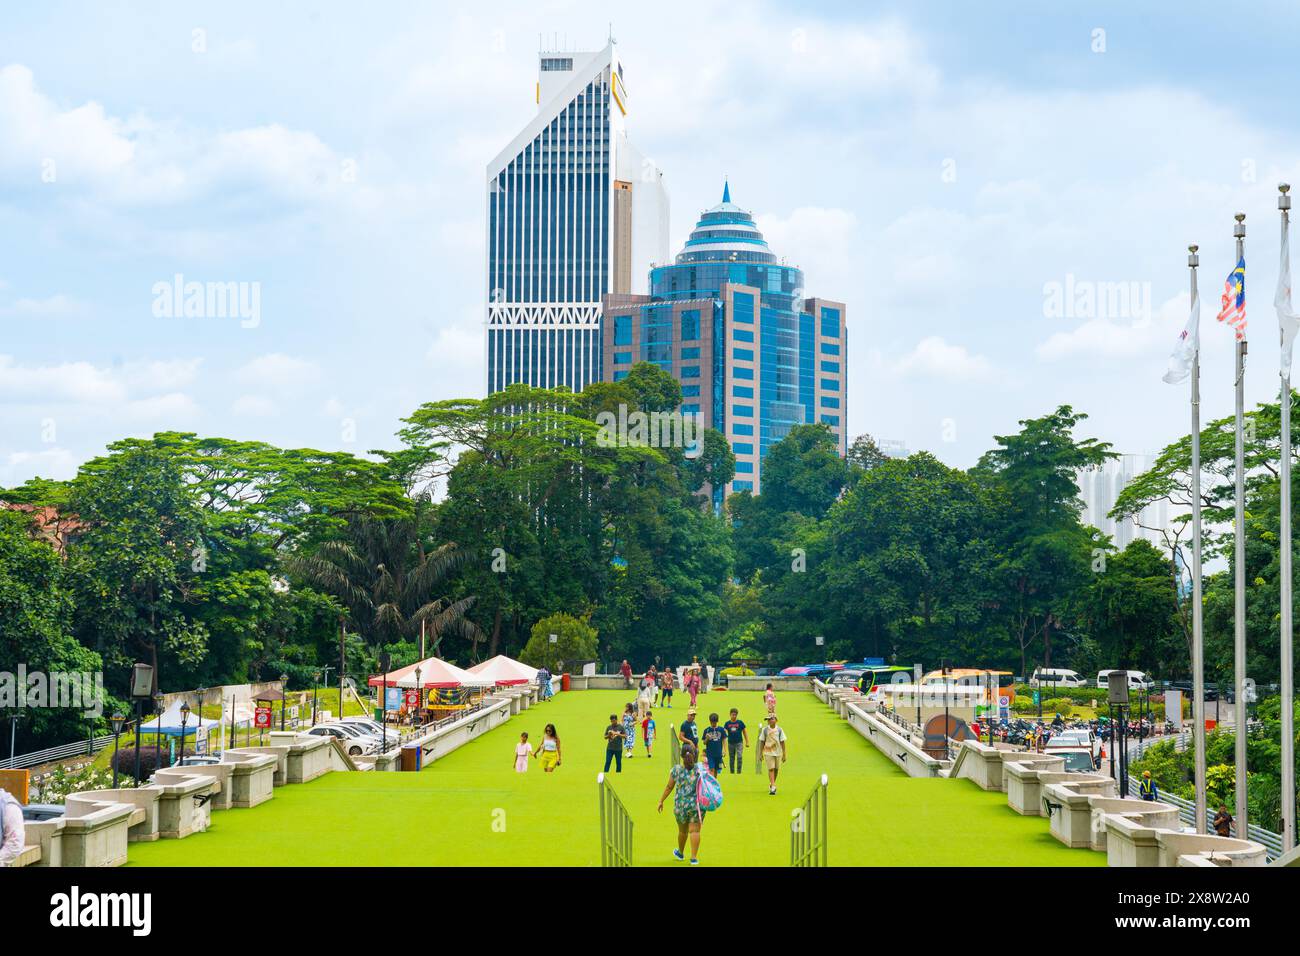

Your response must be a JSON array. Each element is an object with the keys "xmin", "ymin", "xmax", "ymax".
[
  {"xmin": 7, "ymin": 712, "xmax": 21, "ymax": 769},
  {"xmin": 379, "ymin": 653, "xmax": 391, "ymax": 754},
  {"xmin": 196, "ymin": 686, "xmax": 207, "ymax": 754},
  {"xmin": 179, "ymin": 702, "xmax": 191, "ymax": 765},
  {"xmin": 153, "ymin": 692, "xmax": 164, "ymax": 770},
  {"xmin": 110, "ymin": 712, "xmax": 127, "ymax": 787},
  {"xmin": 312, "ymin": 669, "xmax": 321, "ymax": 727},
  {"xmin": 279, "ymin": 674, "xmax": 289, "ymax": 731},
  {"xmin": 129, "ymin": 663, "xmax": 154, "ymax": 784},
  {"xmin": 413, "ymin": 667, "xmax": 423, "ymax": 729}
]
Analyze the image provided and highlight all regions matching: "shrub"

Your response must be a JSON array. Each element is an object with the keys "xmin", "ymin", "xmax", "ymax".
[
  {"xmin": 34, "ymin": 764, "xmax": 119, "ymax": 802},
  {"xmin": 720, "ymin": 666, "xmax": 754, "ymax": 678},
  {"xmin": 1013, "ymin": 695, "xmax": 1033, "ymax": 711},
  {"xmin": 110, "ymin": 746, "xmax": 173, "ymax": 783},
  {"xmin": 520, "ymin": 612, "xmax": 598, "ymax": 672}
]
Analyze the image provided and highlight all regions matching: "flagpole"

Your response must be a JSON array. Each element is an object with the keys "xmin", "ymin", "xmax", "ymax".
[
  {"xmin": 1233, "ymin": 211, "xmax": 1249, "ymax": 834},
  {"xmin": 1189, "ymin": 243, "xmax": 1208, "ymax": 834},
  {"xmin": 1280, "ymin": 183, "xmax": 1296, "ymax": 851}
]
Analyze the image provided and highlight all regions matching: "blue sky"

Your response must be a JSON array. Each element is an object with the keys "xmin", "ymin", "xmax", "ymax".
[{"xmin": 3, "ymin": 0, "xmax": 1300, "ymax": 486}]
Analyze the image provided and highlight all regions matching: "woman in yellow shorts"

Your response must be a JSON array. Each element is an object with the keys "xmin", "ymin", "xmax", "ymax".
[{"xmin": 536, "ymin": 723, "xmax": 562, "ymax": 772}]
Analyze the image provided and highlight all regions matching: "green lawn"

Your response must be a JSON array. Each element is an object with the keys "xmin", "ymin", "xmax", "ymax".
[{"xmin": 126, "ymin": 689, "xmax": 1104, "ymax": 867}]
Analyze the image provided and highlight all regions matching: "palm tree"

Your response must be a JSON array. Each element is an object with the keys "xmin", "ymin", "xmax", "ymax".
[{"xmin": 287, "ymin": 508, "xmax": 481, "ymax": 660}]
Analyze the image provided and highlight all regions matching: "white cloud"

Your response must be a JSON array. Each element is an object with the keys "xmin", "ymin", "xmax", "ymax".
[
  {"xmin": 893, "ymin": 336, "xmax": 995, "ymax": 382},
  {"xmin": 234, "ymin": 353, "xmax": 320, "ymax": 390},
  {"xmin": 1035, "ymin": 293, "xmax": 1188, "ymax": 362},
  {"xmin": 0, "ymin": 447, "xmax": 79, "ymax": 485},
  {"xmin": 232, "ymin": 394, "xmax": 280, "ymax": 417},
  {"xmin": 0, "ymin": 354, "xmax": 200, "ymax": 406},
  {"xmin": 0, "ymin": 293, "xmax": 85, "ymax": 317}
]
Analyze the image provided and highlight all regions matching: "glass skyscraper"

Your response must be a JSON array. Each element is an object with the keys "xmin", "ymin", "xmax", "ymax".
[
  {"xmin": 485, "ymin": 42, "xmax": 668, "ymax": 395},
  {"xmin": 602, "ymin": 184, "xmax": 847, "ymax": 497}
]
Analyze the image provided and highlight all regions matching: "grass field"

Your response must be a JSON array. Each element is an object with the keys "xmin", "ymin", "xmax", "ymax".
[{"xmin": 126, "ymin": 689, "xmax": 1104, "ymax": 867}]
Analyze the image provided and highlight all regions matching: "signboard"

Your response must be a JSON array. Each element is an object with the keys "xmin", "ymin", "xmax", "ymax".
[
  {"xmin": 1032, "ymin": 690, "xmax": 1040, "ymax": 706},
  {"xmin": 814, "ymin": 635, "xmax": 825, "ymax": 647},
  {"xmin": 195, "ymin": 734, "xmax": 207, "ymax": 755},
  {"xmin": 384, "ymin": 687, "xmax": 402, "ymax": 712},
  {"xmin": 1107, "ymin": 671, "xmax": 1130, "ymax": 706},
  {"xmin": 404, "ymin": 689, "xmax": 421, "ymax": 708},
  {"xmin": 1164, "ymin": 689, "xmax": 1183, "ymax": 725},
  {"xmin": 254, "ymin": 705, "xmax": 272, "ymax": 729},
  {"xmin": 998, "ymin": 695, "xmax": 1010, "ymax": 719}
]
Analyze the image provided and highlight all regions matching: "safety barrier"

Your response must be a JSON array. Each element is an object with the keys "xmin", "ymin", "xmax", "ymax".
[
  {"xmin": 791, "ymin": 773, "xmax": 828, "ymax": 867},
  {"xmin": 597, "ymin": 772, "xmax": 634, "ymax": 867}
]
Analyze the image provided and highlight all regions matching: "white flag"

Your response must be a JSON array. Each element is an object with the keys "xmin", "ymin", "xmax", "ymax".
[
  {"xmin": 1163, "ymin": 287, "xmax": 1201, "ymax": 384},
  {"xmin": 1277, "ymin": 215, "xmax": 1300, "ymax": 377}
]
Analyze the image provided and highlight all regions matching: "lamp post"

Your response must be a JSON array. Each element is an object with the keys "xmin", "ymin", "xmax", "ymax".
[
  {"xmin": 312, "ymin": 669, "xmax": 321, "ymax": 727},
  {"xmin": 110, "ymin": 712, "xmax": 127, "ymax": 787},
  {"xmin": 130, "ymin": 662, "xmax": 154, "ymax": 785},
  {"xmin": 414, "ymin": 667, "xmax": 423, "ymax": 729},
  {"xmin": 379, "ymin": 653, "xmax": 391, "ymax": 754},
  {"xmin": 6, "ymin": 712, "xmax": 19, "ymax": 769},
  {"xmin": 196, "ymin": 686, "xmax": 207, "ymax": 754},
  {"xmin": 153, "ymin": 692, "xmax": 164, "ymax": 769},
  {"xmin": 279, "ymin": 674, "xmax": 289, "ymax": 731},
  {"xmin": 179, "ymin": 702, "xmax": 191, "ymax": 765}
]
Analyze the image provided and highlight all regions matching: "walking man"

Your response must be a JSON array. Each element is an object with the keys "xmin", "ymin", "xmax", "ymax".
[
  {"xmin": 757, "ymin": 713, "xmax": 787, "ymax": 795},
  {"xmin": 700, "ymin": 713, "xmax": 726, "ymax": 777},
  {"xmin": 723, "ymin": 708, "xmax": 748, "ymax": 773},
  {"xmin": 620, "ymin": 659, "xmax": 633, "ymax": 689},
  {"xmin": 1138, "ymin": 770, "xmax": 1158, "ymax": 801},
  {"xmin": 603, "ymin": 713, "xmax": 627, "ymax": 773}
]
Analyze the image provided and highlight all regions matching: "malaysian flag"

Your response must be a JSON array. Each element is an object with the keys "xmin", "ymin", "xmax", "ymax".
[{"xmin": 1217, "ymin": 256, "xmax": 1246, "ymax": 339}]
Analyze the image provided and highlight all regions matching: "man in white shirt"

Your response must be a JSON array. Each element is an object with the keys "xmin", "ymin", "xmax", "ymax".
[
  {"xmin": 0, "ymin": 787, "xmax": 25, "ymax": 867},
  {"xmin": 757, "ymin": 713, "xmax": 788, "ymax": 796}
]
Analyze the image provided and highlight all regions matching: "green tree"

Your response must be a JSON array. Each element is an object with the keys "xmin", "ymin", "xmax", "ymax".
[{"xmin": 520, "ymin": 612, "xmax": 598, "ymax": 671}]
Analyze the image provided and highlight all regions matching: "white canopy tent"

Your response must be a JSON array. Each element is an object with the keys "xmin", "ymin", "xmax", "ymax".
[
  {"xmin": 467, "ymin": 655, "xmax": 537, "ymax": 686},
  {"xmin": 138, "ymin": 700, "xmax": 223, "ymax": 739}
]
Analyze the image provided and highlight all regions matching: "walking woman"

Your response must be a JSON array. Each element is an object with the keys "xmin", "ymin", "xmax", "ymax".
[
  {"xmin": 537, "ymin": 723, "xmax": 562, "ymax": 772},
  {"xmin": 657, "ymin": 743, "xmax": 705, "ymax": 865}
]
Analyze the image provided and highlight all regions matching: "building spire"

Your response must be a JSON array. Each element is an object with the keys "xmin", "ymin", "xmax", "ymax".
[{"xmin": 722, "ymin": 179, "xmax": 731, "ymax": 204}]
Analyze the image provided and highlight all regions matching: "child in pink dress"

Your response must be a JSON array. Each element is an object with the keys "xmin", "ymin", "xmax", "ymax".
[
  {"xmin": 514, "ymin": 732, "xmax": 533, "ymax": 772},
  {"xmin": 764, "ymin": 683, "xmax": 777, "ymax": 715}
]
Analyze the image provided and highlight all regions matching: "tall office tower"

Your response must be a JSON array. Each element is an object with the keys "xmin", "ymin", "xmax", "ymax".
[
  {"xmin": 602, "ymin": 184, "xmax": 847, "ymax": 500},
  {"xmin": 1077, "ymin": 454, "xmax": 1178, "ymax": 550},
  {"xmin": 485, "ymin": 41, "xmax": 669, "ymax": 395}
]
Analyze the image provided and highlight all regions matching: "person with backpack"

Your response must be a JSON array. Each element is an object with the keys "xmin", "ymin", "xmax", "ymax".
[
  {"xmin": 657, "ymin": 743, "xmax": 714, "ymax": 865},
  {"xmin": 0, "ymin": 787, "xmax": 25, "ymax": 867},
  {"xmin": 700, "ymin": 713, "xmax": 726, "ymax": 777},
  {"xmin": 757, "ymin": 713, "xmax": 787, "ymax": 795}
]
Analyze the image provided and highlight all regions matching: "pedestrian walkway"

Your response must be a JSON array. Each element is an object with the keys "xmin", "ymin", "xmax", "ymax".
[{"xmin": 127, "ymin": 689, "xmax": 1102, "ymax": 867}]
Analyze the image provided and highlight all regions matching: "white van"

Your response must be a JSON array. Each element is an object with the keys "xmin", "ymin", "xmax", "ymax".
[
  {"xmin": 1096, "ymin": 669, "xmax": 1155, "ymax": 691},
  {"xmin": 1029, "ymin": 667, "xmax": 1088, "ymax": 689}
]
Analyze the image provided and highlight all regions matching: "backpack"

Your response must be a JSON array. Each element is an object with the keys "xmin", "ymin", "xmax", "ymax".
[{"xmin": 696, "ymin": 768, "xmax": 724, "ymax": 818}]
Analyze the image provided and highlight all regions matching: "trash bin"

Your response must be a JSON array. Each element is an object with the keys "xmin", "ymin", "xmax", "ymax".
[
  {"xmin": 400, "ymin": 743, "xmax": 422, "ymax": 772},
  {"xmin": 561, "ymin": 673, "xmax": 571, "ymax": 692},
  {"xmin": 374, "ymin": 707, "xmax": 384, "ymax": 723}
]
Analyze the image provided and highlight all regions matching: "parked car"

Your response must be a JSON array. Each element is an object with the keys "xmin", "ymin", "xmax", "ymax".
[
  {"xmin": 1168, "ymin": 680, "xmax": 1227, "ymax": 702},
  {"xmin": 1029, "ymin": 667, "xmax": 1088, "ymax": 689},
  {"xmin": 338, "ymin": 717, "xmax": 394, "ymax": 740},
  {"xmin": 1096, "ymin": 670, "xmax": 1155, "ymax": 692},
  {"xmin": 21, "ymin": 803, "xmax": 66, "ymax": 822},
  {"xmin": 173, "ymin": 755, "xmax": 222, "ymax": 767},
  {"xmin": 306, "ymin": 724, "xmax": 376, "ymax": 756},
  {"xmin": 1050, "ymin": 747, "xmax": 1099, "ymax": 773}
]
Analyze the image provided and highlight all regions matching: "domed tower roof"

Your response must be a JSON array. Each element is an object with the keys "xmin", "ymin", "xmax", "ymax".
[{"xmin": 675, "ymin": 182, "xmax": 777, "ymax": 264}]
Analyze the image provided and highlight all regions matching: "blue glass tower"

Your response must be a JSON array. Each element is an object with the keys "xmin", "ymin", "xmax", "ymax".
[{"xmin": 602, "ymin": 184, "xmax": 847, "ymax": 496}]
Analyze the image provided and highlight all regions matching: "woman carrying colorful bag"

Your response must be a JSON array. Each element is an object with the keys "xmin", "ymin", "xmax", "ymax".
[{"xmin": 657, "ymin": 743, "xmax": 717, "ymax": 865}]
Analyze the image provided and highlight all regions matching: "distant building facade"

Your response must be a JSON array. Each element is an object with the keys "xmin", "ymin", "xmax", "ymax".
[
  {"xmin": 1077, "ymin": 454, "xmax": 1177, "ymax": 550},
  {"xmin": 485, "ymin": 42, "xmax": 668, "ymax": 395},
  {"xmin": 601, "ymin": 185, "xmax": 846, "ymax": 498}
]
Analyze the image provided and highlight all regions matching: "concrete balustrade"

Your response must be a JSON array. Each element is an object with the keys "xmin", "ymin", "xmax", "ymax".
[
  {"xmin": 77, "ymin": 786, "xmax": 163, "ymax": 841},
  {"xmin": 950, "ymin": 740, "xmax": 1006, "ymax": 791},
  {"xmin": 60, "ymin": 796, "xmax": 143, "ymax": 867},
  {"xmin": 269, "ymin": 732, "xmax": 334, "ymax": 783},
  {"xmin": 1156, "ymin": 831, "xmax": 1267, "ymax": 867},
  {"xmin": 228, "ymin": 745, "xmax": 290, "ymax": 786},
  {"xmin": 1104, "ymin": 813, "xmax": 1170, "ymax": 867},
  {"xmin": 996, "ymin": 751, "xmax": 1060, "ymax": 793},
  {"xmin": 1042, "ymin": 779, "xmax": 1118, "ymax": 847},
  {"xmin": 160, "ymin": 762, "xmax": 235, "ymax": 811},
  {"xmin": 1004, "ymin": 757, "xmax": 1086, "ymax": 815},
  {"xmin": 402, "ymin": 698, "xmax": 512, "ymax": 768},
  {"xmin": 844, "ymin": 703, "xmax": 947, "ymax": 777},
  {"xmin": 220, "ymin": 751, "xmax": 278, "ymax": 807},
  {"xmin": 141, "ymin": 772, "xmax": 220, "ymax": 838},
  {"xmin": 23, "ymin": 817, "xmax": 65, "ymax": 867},
  {"xmin": 1086, "ymin": 797, "xmax": 1181, "ymax": 852}
]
